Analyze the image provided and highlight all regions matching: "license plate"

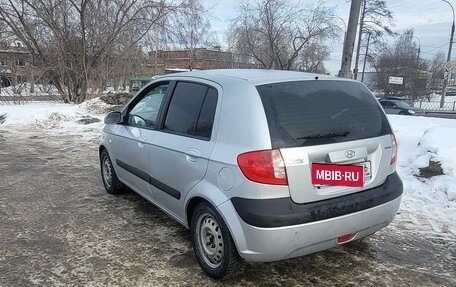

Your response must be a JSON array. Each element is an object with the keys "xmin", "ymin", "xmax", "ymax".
[
  {"xmin": 312, "ymin": 163, "xmax": 365, "ymax": 187},
  {"xmin": 359, "ymin": 161, "xmax": 372, "ymax": 181}
]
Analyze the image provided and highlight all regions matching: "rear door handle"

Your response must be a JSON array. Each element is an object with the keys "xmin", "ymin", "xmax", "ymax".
[{"xmin": 185, "ymin": 148, "xmax": 201, "ymax": 162}]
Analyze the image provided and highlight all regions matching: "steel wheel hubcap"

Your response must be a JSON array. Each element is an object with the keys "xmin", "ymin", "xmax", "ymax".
[
  {"xmin": 102, "ymin": 157, "xmax": 113, "ymax": 188},
  {"xmin": 196, "ymin": 212, "xmax": 224, "ymax": 268}
]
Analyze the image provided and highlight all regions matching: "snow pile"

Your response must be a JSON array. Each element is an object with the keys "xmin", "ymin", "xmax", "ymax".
[
  {"xmin": 0, "ymin": 98, "xmax": 114, "ymax": 130},
  {"xmin": 0, "ymin": 102, "xmax": 78, "ymax": 126},
  {"xmin": 415, "ymin": 127, "xmax": 456, "ymax": 177},
  {"xmin": 35, "ymin": 112, "xmax": 73, "ymax": 129},
  {"xmin": 78, "ymin": 97, "xmax": 117, "ymax": 115},
  {"xmin": 400, "ymin": 126, "xmax": 456, "ymax": 202},
  {"xmin": 390, "ymin": 115, "xmax": 456, "ymax": 235}
]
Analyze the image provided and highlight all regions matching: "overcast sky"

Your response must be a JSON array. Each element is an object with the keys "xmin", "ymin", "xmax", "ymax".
[{"xmin": 202, "ymin": 0, "xmax": 456, "ymax": 75}]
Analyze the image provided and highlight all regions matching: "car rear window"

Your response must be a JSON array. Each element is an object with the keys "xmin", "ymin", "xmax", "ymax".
[{"xmin": 256, "ymin": 80, "xmax": 392, "ymax": 148}]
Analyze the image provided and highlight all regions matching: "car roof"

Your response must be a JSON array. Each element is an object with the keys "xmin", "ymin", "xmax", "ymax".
[
  {"xmin": 381, "ymin": 99, "xmax": 401, "ymax": 103},
  {"xmin": 160, "ymin": 69, "xmax": 354, "ymax": 86},
  {"xmin": 381, "ymin": 97, "xmax": 405, "ymax": 100}
]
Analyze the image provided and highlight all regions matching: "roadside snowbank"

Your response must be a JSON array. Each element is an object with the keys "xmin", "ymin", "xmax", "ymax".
[
  {"xmin": 0, "ymin": 98, "xmax": 112, "ymax": 130},
  {"xmin": 389, "ymin": 115, "xmax": 456, "ymax": 235}
]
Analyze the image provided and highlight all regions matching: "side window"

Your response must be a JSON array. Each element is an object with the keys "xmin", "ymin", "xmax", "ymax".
[
  {"xmin": 195, "ymin": 88, "xmax": 218, "ymax": 139},
  {"xmin": 164, "ymin": 82, "xmax": 218, "ymax": 140},
  {"xmin": 128, "ymin": 83, "xmax": 168, "ymax": 128}
]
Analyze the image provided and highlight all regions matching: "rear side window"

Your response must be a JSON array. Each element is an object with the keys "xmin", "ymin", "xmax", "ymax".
[
  {"xmin": 380, "ymin": 100, "xmax": 393, "ymax": 107},
  {"xmin": 257, "ymin": 80, "xmax": 391, "ymax": 148},
  {"xmin": 195, "ymin": 88, "xmax": 218, "ymax": 138},
  {"xmin": 164, "ymin": 82, "xmax": 218, "ymax": 140}
]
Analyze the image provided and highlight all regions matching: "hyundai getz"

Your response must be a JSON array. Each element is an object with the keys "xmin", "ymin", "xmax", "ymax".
[{"xmin": 99, "ymin": 69, "xmax": 403, "ymax": 279}]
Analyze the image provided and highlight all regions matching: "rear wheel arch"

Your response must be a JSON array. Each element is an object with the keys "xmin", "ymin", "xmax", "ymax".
[{"xmin": 186, "ymin": 196, "xmax": 209, "ymax": 226}]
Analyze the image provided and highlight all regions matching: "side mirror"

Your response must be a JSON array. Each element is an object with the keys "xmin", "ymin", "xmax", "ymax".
[{"xmin": 104, "ymin": 111, "xmax": 123, "ymax": 124}]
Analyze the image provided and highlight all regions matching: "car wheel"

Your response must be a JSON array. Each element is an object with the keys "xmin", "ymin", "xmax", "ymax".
[
  {"xmin": 100, "ymin": 149, "xmax": 124, "ymax": 194},
  {"xmin": 191, "ymin": 202, "xmax": 245, "ymax": 279},
  {"xmin": 398, "ymin": 111, "xmax": 406, "ymax": 115}
]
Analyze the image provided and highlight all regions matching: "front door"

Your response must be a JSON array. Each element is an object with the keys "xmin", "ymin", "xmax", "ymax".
[{"xmin": 110, "ymin": 82, "xmax": 169, "ymax": 200}]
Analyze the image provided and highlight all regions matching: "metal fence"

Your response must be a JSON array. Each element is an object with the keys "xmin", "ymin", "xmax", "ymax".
[
  {"xmin": 0, "ymin": 95, "xmax": 62, "ymax": 104},
  {"xmin": 414, "ymin": 101, "xmax": 456, "ymax": 112}
]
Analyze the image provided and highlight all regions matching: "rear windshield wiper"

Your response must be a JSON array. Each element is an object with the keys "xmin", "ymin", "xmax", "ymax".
[{"xmin": 297, "ymin": 130, "xmax": 350, "ymax": 140}]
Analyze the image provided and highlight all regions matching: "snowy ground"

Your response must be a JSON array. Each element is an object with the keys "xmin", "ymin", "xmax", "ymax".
[{"xmin": 0, "ymin": 101, "xmax": 455, "ymax": 237}]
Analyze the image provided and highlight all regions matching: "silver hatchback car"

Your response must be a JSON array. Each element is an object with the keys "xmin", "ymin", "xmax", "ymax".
[{"xmin": 99, "ymin": 69, "xmax": 403, "ymax": 279}]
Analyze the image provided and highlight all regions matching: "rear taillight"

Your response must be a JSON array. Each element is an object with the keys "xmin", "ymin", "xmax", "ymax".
[
  {"xmin": 390, "ymin": 133, "xmax": 398, "ymax": 165},
  {"xmin": 237, "ymin": 149, "xmax": 288, "ymax": 185}
]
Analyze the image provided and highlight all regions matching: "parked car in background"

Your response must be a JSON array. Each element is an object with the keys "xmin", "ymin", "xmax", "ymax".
[
  {"xmin": 378, "ymin": 96, "xmax": 414, "ymax": 105},
  {"xmin": 99, "ymin": 69, "xmax": 403, "ymax": 279},
  {"xmin": 379, "ymin": 99, "xmax": 426, "ymax": 116}
]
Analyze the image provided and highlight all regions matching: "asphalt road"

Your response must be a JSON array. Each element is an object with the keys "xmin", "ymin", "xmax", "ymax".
[
  {"xmin": 424, "ymin": 112, "xmax": 456, "ymax": 119},
  {"xmin": 0, "ymin": 126, "xmax": 455, "ymax": 286}
]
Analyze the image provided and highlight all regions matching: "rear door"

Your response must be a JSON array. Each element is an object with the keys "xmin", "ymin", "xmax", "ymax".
[
  {"xmin": 147, "ymin": 81, "xmax": 219, "ymax": 217},
  {"xmin": 256, "ymin": 80, "xmax": 393, "ymax": 204}
]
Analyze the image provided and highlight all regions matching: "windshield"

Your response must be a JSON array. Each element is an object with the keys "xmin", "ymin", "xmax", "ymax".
[{"xmin": 257, "ymin": 80, "xmax": 392, "ymax": 148}]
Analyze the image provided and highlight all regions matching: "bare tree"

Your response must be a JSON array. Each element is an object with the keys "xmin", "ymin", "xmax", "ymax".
[
  {"xmin": 227, "ymin": 0, "xmax": 339, "ymax": 70},
  {"xmin": 369, "ymin": 30, "xmax": 428, "ymax": 99},
  {"xmin": 295, "ymin": 42, "xmax": 330, "ymax": 74},
  {"xmin": 353, "ymin": 0, "xmax": 395, "ymax": 80},
  {"xmin": 428, "ymin": 51, "xmax": 445, "ymax": 91},
  {"xmin": 168, "ymin": 0, "xmax": 215, "ymax": 69},
  {"xmin": 0, "ymin": 0, "xmax": 178, "ymax": 103}
]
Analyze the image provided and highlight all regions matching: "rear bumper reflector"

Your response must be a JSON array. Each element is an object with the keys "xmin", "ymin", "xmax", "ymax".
[{"xmin": 337, "ymin": 232, "xmax": 358, "ymax": 244}]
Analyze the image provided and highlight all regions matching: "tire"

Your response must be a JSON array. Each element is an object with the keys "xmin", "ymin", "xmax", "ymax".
[
  {"xmin": 100, "ymin": 149, "xmax": 124, "ymax": 194},
  {"xmin": 190, "ymin": 202, "xmax": 245, "ymax": 279},
  {"xmin": 399, "ymin": 111, "xmax": 406, "ymax": 115}
]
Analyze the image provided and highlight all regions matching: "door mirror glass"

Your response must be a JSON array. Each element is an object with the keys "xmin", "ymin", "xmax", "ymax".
[{"xmin": 104, "ymin": 111, "xmax": 122, "ymax": 124}]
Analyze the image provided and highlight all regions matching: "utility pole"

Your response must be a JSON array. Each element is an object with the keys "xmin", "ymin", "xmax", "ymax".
[
  {"xmin": 338, "ymin": 0, "xmax": 362, "ymax": 79},
  {"xmin": 441, "ymin": 0, "xmax": 455, "ymax": 108},
  {"xmin": 354, "ymin": 0, "xmax": 366, "ymax": 80}
]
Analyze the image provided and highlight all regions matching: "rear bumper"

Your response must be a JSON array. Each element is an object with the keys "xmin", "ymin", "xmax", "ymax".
[
  {"xmin": 218, "ymin": 172, "xmax": 402, "ymax": 262},
  {"xmin": 231, "ymin": 172, "xmax": 402, "ymax": 227}
]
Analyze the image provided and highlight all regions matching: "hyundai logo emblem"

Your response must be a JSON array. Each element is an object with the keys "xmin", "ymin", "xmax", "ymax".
[{"xmin": 345, "ymin": 150, "xmax": 356, "ymax": 158}]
